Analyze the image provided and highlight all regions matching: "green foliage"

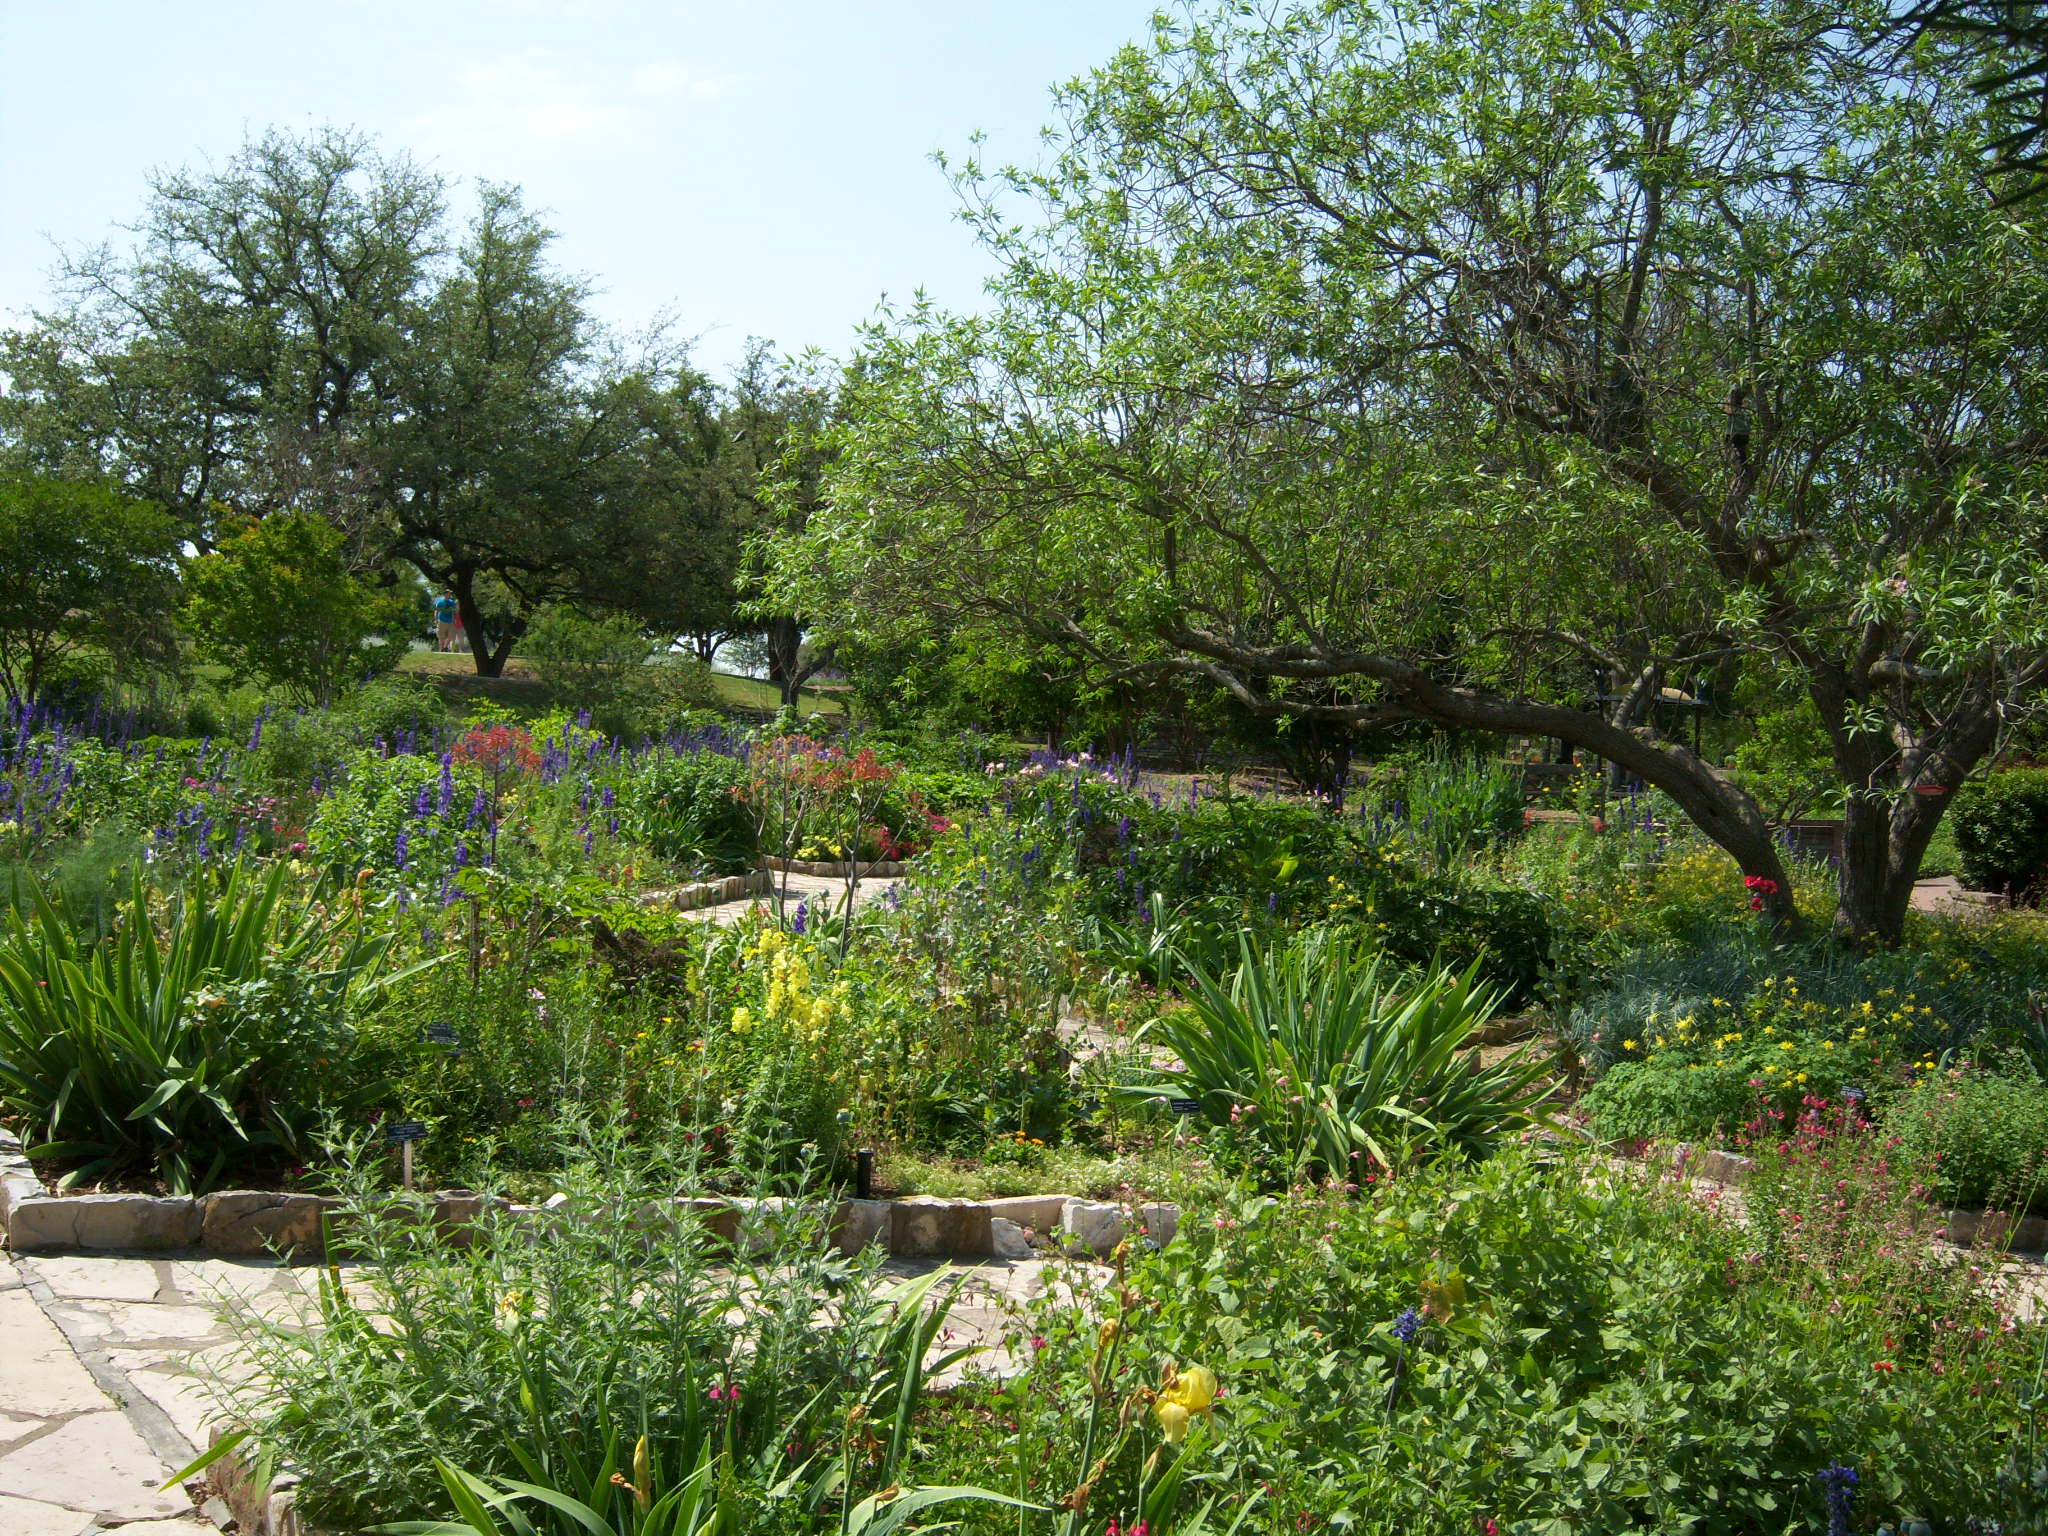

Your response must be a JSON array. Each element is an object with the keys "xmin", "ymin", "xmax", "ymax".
[
  {"xmin": 0, "ymin": 475, "xmax": 183, "ymax": 697},
  {"xmin": 612, "ymin": 751, "xmax": 755, "ymax": 873},
  {"xmin": 184, "ymin": 512, "xmax": 415, "ymax": 706},
  {"xmin": 1578, "ymin": 1061, "xmax": 1771, "ymax": 1146},
  {"xmin": 1119, "ymin": 929, "xmax": 1552, "ymax": 1175},
  {"xmin": 525, "ymin": 606, "xmax": 653, "ymax": 712},
  {"xmin": 1953, "ymin": 765, "xmax": 2048, "ymax": 901},
  {"xmin": 1727, "ymin": 696, "xmax": 1840, "ymax": 824},
  {"xmin": 1886, "ymin": 1064, "xmax": 2048, "ymax": 1214},
  {"xmin": 932, "ymin": 1147, "xmax": 2041, "ymax": 1532},
  {"xmin": 208, "ymin": 1139, "xmax": 1002, "ymax": 1536},
  {"xmin": 1566, "ymin": 918, "xmax": 2048, "ymax": 1080},
  {"xmin": 0, "ymin": 862, "xmax": 423, "ymax": 1192},
  {"xmin": 1371, "ymin": 750, "xmax": 1523, "ymax": 870}
]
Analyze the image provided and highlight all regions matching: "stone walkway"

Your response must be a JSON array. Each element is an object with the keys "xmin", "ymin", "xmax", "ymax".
[
  {"xmin": 0, "ymin": 1252, "xmax": 217, "ymax": 1533},
  {"xmin": 0, "ymin": 1240, "xmax": 1076, "ymax": 1534},
  {"xmin": 684, "ymin": 871, "xmax": 903, "ymax": 927},
  {"xmin": 1909, "ymin": 875, "xmax": 2009, "ymax": 919}
]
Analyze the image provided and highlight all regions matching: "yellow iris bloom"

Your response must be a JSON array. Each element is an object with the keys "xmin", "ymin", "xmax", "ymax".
[{"xmin": 1155, "ymin": 1364, "xmax": 1218, "ymax": 1443}]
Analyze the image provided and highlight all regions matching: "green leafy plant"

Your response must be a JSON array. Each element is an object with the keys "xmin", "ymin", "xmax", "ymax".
[
  {"xmin": 615, "ymin": 751, "xmax": 756, "ymax": 874},
  {"xmin": 1886, "ymin": 1063, "xmax": 2048, "ymax": 1214},
  {"xmin": 1119, "ymin": 928, "xmax": 1553, "ymax": 1174},
  {"xmin": 0, "ymin": 861, "xmax": 426, "ymax": 1191},
  {"xmin": 183, "ymin": 511, "xmax": 415, "ymax": 706},
  {"xmin": 934, "ymin": 1147, "xmax": 2041, "ymax": 1532},
  {"xmin": 183, "ymin": 1136, "xmax": 1033, "ymax": 1536},
  {"xmin": 1386, "ymin": 749, "xmax": 1525, "ymax": 870},
  {"xmin": 1953, "ymin": 766, "xmax": 2048, "ymax": 902}
]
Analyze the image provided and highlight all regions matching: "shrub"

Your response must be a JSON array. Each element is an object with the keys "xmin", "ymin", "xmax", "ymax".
[
  {"xmin": 1576, "ymin": 1058, "xmax": 1761, "ymax": 1144},
  {"xmin": 331, "ymin": 674, "xmax": 454, "ymax": 748},
  {"xmin": 614, "ymin": 749, "xmax": 755, "ymax": 873},
  {"xmin": 1119, "ymin": 928, "xmax": 1552, "ymax": 1175},
  {"xmin": 933, "ymin": 1147, "xmax": 2040, "ymax": 1533},
  {"xmin": 0, "ymin": 862, "xmax": 424, "ymax": 1192},
  {"xmin": 524, "ymin": 604, "xmax": 652, "ymax": 701},
  {"xmin": 1952, "ymin": 766, "xmax": 2048, "ymax": 902},
  {"xmin": 183, "ymin": 512, "xmax": 415, "ymax": 706},
  {"xmin": 1886, "ymin": 1065, "xmax": 2048, "ymax": 1214},
  {"xmin": 199, "ymin": 1140, "xmax": 1006, "ymax": 1535}
]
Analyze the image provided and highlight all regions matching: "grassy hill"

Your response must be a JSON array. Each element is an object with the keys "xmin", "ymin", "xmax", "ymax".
[{"xmin": 395, "ymin": 650, "xmax": 845, "ymax": 719}]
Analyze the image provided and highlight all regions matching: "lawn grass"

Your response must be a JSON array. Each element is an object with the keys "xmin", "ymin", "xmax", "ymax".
[{"xmin": 394, "ymin": 650, "xmax": 845, "ymax": 718}]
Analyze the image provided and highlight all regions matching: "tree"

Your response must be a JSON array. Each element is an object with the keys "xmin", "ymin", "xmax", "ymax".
[
  {"xmin": 0, "ymin": 476, "xmax": 183, "ymax": 699},
  {"xmin": 0, "ymin": 132, "xmax": 740, "ymax": 679},
  {"xmin": 775, "ymin": 0, "xmax": 2048, "ymax": 946},
  {"xmin": 1897, "ymin": 2, "xmax": 2048, "ymax": 198},
  {"xmin": 371, "ymin": 187, "xmax": 733, "ymax": 676},
  {"xmin": 0, "ymin": 128, "xmax": 443, "ymax": 547},
  {"xmin": 727, "ymin": 343, "xmax": 838, "ymax": 709},
  {"xmin": 184, "ymin": 511, "xmax": 414, "ymax": 705}
]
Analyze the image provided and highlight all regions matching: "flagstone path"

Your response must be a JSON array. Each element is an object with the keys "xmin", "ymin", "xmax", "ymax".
[
  {"xmin": 0, "ymin": 1252, "xmax": 217, "ymax": 1533},
  {"xmin": 680, "ymin": 870, "xmax": 905, "ymax": 927}
]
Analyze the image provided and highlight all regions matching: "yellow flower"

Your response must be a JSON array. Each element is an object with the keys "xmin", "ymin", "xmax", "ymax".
[
  {"xmin": 731, "ymin": 1006, "xmax": 758, "ymax": 1036},
  {"xmin": 1155, "ymin": 1364, "xmax": 1218, "ymax": 1443},
  {"xmin": 1622, "ymin": 1039, "xmax": 1639, "ymax": 1052}
]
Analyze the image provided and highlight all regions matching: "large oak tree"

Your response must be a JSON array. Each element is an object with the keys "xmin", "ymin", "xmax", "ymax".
[{"xmin": 0, "ymin": 129, "xmax": 736, "ymax": 677}]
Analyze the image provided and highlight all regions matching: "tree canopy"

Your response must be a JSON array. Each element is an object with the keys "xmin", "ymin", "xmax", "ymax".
[
  {"xmin": 183, "ymin": 510, "xmax": 415, "ymax": 706},
  {"xmin": 0, "ymin": 128, "xmax": 738, "ymax": 678},
  {"xmin": 0, "ymin": 476, "xmax": 183, "ymax": 700},
  {"xmin": 773, "ymin": 0, "xmax": 2048, "ymax": 944}
]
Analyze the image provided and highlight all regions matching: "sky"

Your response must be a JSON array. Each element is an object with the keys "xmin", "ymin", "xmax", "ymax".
[{"xmin": 0, "ymin": 0, "xmax": 1164, "ymax": 381}]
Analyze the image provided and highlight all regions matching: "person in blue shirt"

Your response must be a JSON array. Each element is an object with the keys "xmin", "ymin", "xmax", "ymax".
[{"xmin": 434, "ymin": 591, "xmax": 458, "ymax": 652}]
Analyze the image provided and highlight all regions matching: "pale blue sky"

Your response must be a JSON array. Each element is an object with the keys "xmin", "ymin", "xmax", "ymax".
[{"xmin": 0, "ymin": 1, "xmax": 1163, "ymax": 380}]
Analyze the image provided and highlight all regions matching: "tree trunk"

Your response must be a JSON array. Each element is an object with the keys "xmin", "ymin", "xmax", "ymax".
[
  {"xmin": 1815, "ymin": 675, "xmax": 1999, "ymax": 948},
  {"xmin": 450, "ymin": 575, "xmax": 522, "ymax": 679},
  {"xmin": 1834, "ymin": 792, "xmax": 1926, "ymax": 947},
  {"xmin": 765, "ymin": 614, "xmax": 805, "ymax": 709}
]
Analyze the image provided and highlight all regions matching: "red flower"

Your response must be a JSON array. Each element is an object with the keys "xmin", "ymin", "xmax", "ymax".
[{"xmin": 451, "ymin": 723, "xmax": 540, "ymax": 775}]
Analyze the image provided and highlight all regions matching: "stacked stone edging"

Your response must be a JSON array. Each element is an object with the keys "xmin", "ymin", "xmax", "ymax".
[
  {"xmin": 759, "ymin": 855, "xmax": 911, "ymax": 879},
  {"xmin": 1662, "ymin": 1141, "xmax": 2048, "ymax": 1254},
  {"xmin": 0, "ymin": 1136, "xmax": 1177, "ymax": 1262},
  {"xmin": 640, "ymin": 870, "xmax": 775, "ymax": 911}
]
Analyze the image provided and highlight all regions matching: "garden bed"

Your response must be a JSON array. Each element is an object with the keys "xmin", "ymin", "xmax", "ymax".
[{"xmin": 1652, "ymin": 1139, "xmax": 2048, "ymax": 1254}]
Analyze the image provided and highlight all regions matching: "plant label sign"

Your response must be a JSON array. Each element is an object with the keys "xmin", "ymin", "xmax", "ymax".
[
  {"xmin": 425, "ymin": 1022, "xmax": 460, "ymax": 1046},
  {"xmin": 383, "ymin": 1121, "xmax": 429, "ymax": 1144},
  {"xmin": 1168, "ymin": 1098, "xmax": 1201, "ymax": 1116}
]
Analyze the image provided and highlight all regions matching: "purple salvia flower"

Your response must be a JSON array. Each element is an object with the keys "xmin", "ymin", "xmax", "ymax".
[
  {"xmin": 1817, "ymin": 1466, "xmax": 1856, "ymax": 1536},
  {"xmin": 394, "ymin": 829, "xmax": 410, "ymax": 871}
]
